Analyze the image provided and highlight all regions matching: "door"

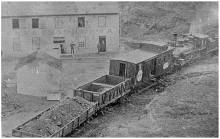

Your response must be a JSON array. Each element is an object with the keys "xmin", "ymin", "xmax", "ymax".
[
  {"xmin": 151, "ymin": 59, "xmax": 157, "ymax": 75},
  {"xmin": 32, "ymin": 37, "xmax": 40, "ymax": 51},
  {"xmin": 99, "ymin": 36, "xmax": 106, "ymax": 52},
  {"xmin": 119, "ymin": 63, "xmax": 126, "ymax": 77}
]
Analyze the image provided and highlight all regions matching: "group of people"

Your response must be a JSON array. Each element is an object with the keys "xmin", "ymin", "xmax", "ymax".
[
  {"xmin": 59, "ymin": 40, "xmax": 104, "ymax": 56},
  {"xmin": 59, "ymin": 41, "xmax": 76, "ymax": 55}
]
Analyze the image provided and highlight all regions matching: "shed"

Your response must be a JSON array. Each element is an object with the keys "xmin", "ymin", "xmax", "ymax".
[
  {"xmin": 15, "ymin": 50, "xmax": 63, "ymax": 97},
  {"xmin": 190, "ymin": 33, "xmax": 209, "ymax": 49}
]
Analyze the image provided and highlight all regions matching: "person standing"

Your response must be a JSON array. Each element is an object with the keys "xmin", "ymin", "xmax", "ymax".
[
  {"xmin": 70, "ymin": 41, "xmax": 75, "ymax": 55},
  {"xmin": 60, "ymin": 44, "xmax": 64, "ymax": 54}
]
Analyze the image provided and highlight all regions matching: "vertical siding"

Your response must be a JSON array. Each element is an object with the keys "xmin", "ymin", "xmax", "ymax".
[
  {"xmin": 2, "ymin": 14, "xmax": 119, "ymax": 56},
  {"xmin": 109, "ymin": 60, "xmax": 119, "ymax": 76}
]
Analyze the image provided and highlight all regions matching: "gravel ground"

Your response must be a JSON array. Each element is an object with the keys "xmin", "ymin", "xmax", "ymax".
[{"xmin": 70, "ymin": 55, "xmax": 218, "ymax": 137}]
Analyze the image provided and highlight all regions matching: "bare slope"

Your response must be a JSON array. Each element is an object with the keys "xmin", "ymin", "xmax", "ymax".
[
  {"xmin": 119, "ymin": 2, "xmax": 218, "ymax": 41},
  {"xmin": 71, "ymin": 56, "xmax": 218, "ymax": 137}
]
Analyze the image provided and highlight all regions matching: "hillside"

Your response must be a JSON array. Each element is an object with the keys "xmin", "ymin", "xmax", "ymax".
[
  {"xmin": 119, "ymin": 2, "xmax": 218, "ymax": 41},
  {"xmin": 70, "ymin": 55, "xmax": 218, "ymax": 137}
]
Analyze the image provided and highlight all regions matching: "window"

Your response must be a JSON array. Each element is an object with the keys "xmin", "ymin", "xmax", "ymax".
[
  {"xmin": 98, "ymin": 16, "xmax": 106, "ymax": 27},
  {"xmin": 78, "ymin": 38, "xmax": 86, "ymax": 47},
  {"xmin": 19, "ymin": 18, "xmax": 26, "ymax": 29},
  {"xmin": 39, "ymin": 18, "xmax": 47, "ymax": 29},
  {"xmin": 13, "ymin": 37, "xmax": 21, "ymax": 51},
  {"xmin": 78, "ymin": 17, "xmax": 85, "ymax": 27},
  {"xmin": 55, "ymin": 17, "xmax": 64, "ymax": 29},
  {"xmin": 53, "ymin": 37, "xmax": 65, "ymax": 43},
  {"xmin": 78, "ymin": 42, "xmax": 85, "ymax": 47},
  {"xmin": 32, "ymin": 18, "xmax": 39, "ymax": 28},
  {"xmin": 12, "ymin": 19, "xmax": 19, "ymax": 29}
]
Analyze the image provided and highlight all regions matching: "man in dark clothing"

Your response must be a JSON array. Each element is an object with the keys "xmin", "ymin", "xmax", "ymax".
[
  {"xmin": 60, "ymin": 44, "xmax": 64, "ymax": 54},
  {"xmin": 70, "ymin": 42, "xmax": 75, "ymax": 54}
]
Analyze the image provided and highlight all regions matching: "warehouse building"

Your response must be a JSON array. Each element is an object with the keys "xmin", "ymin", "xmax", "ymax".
[{"xmin": 1, "ymin": 2, "xmax": 120, "ymax": 57}]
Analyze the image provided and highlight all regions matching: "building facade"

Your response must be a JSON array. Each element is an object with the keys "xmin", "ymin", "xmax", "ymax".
[{"xmin": 2, "ymin": 2, "xmax": 120, "ymax": 56}]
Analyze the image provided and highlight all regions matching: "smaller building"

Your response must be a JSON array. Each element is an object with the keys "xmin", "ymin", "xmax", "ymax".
[
  {"xmin": 186, "ymin": 33, "xmax": 209, "ymax": 49},
  {"xmin": 15, "ymin": 50, "xmax": 62, "ymax": 97}
]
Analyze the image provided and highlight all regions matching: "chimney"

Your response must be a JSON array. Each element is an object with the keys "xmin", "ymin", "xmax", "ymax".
[{"xmin": 173, "ymin": 33, "xmax": 178, "ymax": 47}]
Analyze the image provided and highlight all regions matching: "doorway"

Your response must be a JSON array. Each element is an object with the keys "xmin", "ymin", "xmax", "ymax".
[
  {"xmin": 151, "ymin": 59, "xmax": 157, "ymax": 75},
  {"xmin": 99, "ymin": 36, "xmax": 106, "ymax": 52},
  {"xmin": 53, "ymin": 37, "xmax": 65, "ymax": 54},
  {"xmin": 119, "ymin": 63, "xmax": 126, "ymax": 77},
  {"xmin": 32, "ymin": 37, "xmax": 40, "ymax": 51}
]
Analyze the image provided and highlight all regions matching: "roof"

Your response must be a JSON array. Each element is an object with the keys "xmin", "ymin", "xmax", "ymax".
[
  {"xmin": 15, "ymin": 51, "xmax": 62, "ymax": 71},
  {"xmin": 130, "ymin": 40, "xmax": 167, "ymax": 47},
  {"xmin": 191, "ymin": 33, "xmax": 209, "ymax": 39},
  {"xmin": 2, "ymin": 2, "xmax": 119, "ymax": 18},
  {"xmin": 140, "ymin": 41, "xmax": 167, "ymax": 46},
  {"xmin": 111, "ymin": 49, "xmax": 158, "ymax": 64}
]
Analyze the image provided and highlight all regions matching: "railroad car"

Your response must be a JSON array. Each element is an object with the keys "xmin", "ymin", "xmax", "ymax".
[
  {"xmin": 109, "ymin": 47, "xmax": 175, "ymax": 89},
  {"xmin": 12, "ymin": 97, "xmax": 97, "ymax": 137},
  {"xmin": 74, "ymin": 75, "xmax": 131, "ymax": 108}
]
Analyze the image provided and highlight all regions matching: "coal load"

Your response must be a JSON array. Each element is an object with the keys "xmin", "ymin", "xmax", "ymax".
[
  {"xmin": 18, "ymin": 97, "xmax": 94, "ymax": 137},
  {"xmin": 18, "ymin": 120, "xmax": 60, "ymax": 136}
]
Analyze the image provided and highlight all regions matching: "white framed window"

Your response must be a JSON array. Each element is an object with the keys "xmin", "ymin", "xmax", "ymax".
[
  {"xmin": 55, "ymin": 17, "xmax": 64, "ymax": 29},
  {"xmin": 12, "ymin": 18, "xmax": 26, "ymax": 29},
  {"xmin": 13, "ymin": 37, "xmax": 21, "ymax": 51},
  {"xmin": 19, "ymin": 18, "xmax": 26, "ymax": 29},
  {"xmin": 12, "ymin": 19, "xmax": 19, "ymax": 29},
  {"xmin": 32, "ymin": 18, "xmax": 39, "ymax": 29},
  {"xmin": 98, "ymin": 16, "xmax": 106, "ymax": 27},
  {"xmin": 78, "ymin": 42, "xmax": 85, "ymax": 47},
  {"xmin": 32, "ymin": 37, "xmax": 40, "ymax": 50},
  {"xmin": 78, "ymin": 38, "xmax": 86, "ymax": 48},
  {"xmin": 78, "ymin": 17, "xmax": 85, "ymax": 28},
  {"xmin": 40, "ymin": 18, "xmax": 47, "ymax": 29}
]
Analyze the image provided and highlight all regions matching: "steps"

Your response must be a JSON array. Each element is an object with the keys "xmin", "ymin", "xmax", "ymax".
[{"xmin": 60, "ymin": 54, "xmax": 73, "ymax": 60}]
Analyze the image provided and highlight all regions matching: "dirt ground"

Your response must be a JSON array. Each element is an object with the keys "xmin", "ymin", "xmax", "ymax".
[
  {"xmin": 70, "ymin": 55, "xmax": 218, "ymax": 137},
  {"xmin": 1, "ymin": 48, "xmax": 130, "ymax": 137}
]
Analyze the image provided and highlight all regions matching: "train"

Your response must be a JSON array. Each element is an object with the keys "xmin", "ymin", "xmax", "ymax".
[{"xmin": 12, "ymin": 32, "xmax": 218, "ymax": 137}]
